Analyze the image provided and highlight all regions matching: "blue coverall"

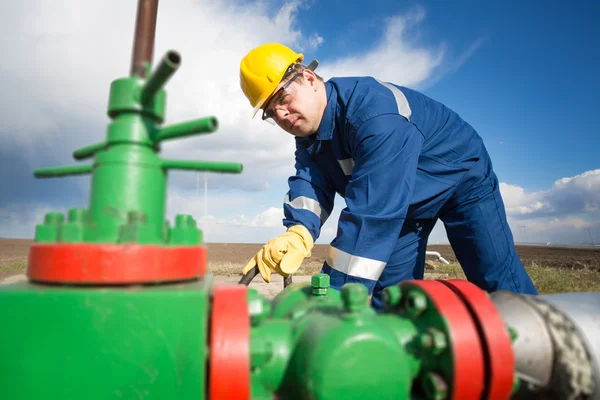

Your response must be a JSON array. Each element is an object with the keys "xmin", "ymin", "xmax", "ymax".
[{"xmin": 282, "ymin": 76, "xmax": 538, "ymax": 310}]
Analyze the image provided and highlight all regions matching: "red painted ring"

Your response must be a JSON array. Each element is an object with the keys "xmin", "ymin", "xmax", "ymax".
[
  {"xmin": 209, "ymin": 285, "xmax": 250, "ymax": 400},
  {"xmin": 439, "ymin": 279, "xmax": 516, "ymax": 400},
  {"xmin": 403, "ymin": 280, "xmax": 485, "ymax": 400},
  {"xmin": 27, "ymin": 243, "xmax": 207, "ymax": 284}
]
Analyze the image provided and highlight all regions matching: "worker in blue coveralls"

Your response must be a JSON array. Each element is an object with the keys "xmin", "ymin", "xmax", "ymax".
[{"xmin": 238, "ymin": 42, "xmax": 538, "ymax": 310}]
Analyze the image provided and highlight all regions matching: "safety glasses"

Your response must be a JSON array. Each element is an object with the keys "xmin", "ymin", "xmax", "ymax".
[
  {"xmin": 261, "ymin": 60, "xmax": 319, "ymax": 125},
  {"xmin": 261, "ymin": 72, "xmax": 302, "ymax": 125}
]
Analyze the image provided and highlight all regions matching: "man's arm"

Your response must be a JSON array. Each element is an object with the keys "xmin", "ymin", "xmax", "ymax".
[
  {"xmin": 282, "ymin": 139, "xmax": 336, "ymax": 241},
  {"xmin": 323, "ymin": 113, "xmax": 424, "ymax": 289},
  {"xmin": 242, "ymin": 139, "xmax": 336, "ymax": 282}
]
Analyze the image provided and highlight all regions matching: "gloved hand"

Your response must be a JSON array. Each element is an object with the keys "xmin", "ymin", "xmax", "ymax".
[{"xmin": 242, "ymin": 225, "xmax": 314, "ymax": 283}]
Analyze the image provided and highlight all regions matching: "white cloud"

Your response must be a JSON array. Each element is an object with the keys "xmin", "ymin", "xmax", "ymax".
[
  {"xmin": 499, "ymin": 169, "xmax": 600, "ymax": 244},
  {"xmin": 316, "ymin": 7, "xmax": 446, "ymax": 86},
  {"xmin": 308, "ymin": 34, "xmax": 324, "ymax": 49},
  {"xmin": 500, "ymin": 183, "xmax": 545, "ymax": 215},
  {"xmin": 500, "ymin": 169, "xmax": 600, "ymax": 218}
]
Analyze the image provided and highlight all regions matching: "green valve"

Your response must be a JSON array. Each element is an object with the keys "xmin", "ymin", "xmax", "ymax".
[{"xmin": 30, "ymin": 46, "xmax": 243, "ymax": 247}]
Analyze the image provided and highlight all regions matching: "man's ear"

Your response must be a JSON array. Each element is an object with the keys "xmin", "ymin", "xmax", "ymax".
[{"xmin": 303, "ymin": 69, "xmax": 317, "ymax": 88}]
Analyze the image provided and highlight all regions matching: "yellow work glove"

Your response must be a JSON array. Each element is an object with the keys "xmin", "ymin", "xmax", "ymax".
[{"xmin": 242, "ymin": 225, "xmax": 314, "ymax": 283}]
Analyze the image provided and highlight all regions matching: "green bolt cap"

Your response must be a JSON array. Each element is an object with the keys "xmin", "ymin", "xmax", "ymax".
[
  {"xmin": 247, "ymin": 289, "xmax": 272, "ymax": 326},
  {"xmin": 44, "ymin": 212, "xmax": 64, "ymax": 225},
  {"xmin": 405, "ymin": 290, "xmax": 428, "ymax": 318},
  {"xmin": 419, "ymin": 328, "xmax": 447, "ymax": 355},
  {"xmin": 382, "ymin": 285, "xmax": 402, "ymax": 309},
  {"xmin": 421, "ymin": 372, "xmax": 448, "ymax": 400},
  {"xmin": 341, "ymin": 283, "xmax": 369, "ymax": 313},
  {"xmin": 68, "ymin": 208, "xmax": 88, "ymax": 223},
  {"xmin": 175, "ymin": 214, "xmax": 195, "ymax": 228},
  {"xmin": 311, "ymin": 274, "xmax": 330, "ymax": 296}
]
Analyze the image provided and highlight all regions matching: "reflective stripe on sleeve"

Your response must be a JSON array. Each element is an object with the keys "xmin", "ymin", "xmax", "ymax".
[
  {"xmin": 326, "ymin": 245, "xmax": 387, "ymax": 281},
  {"xmin": 375, "ymin": 79, "xmax": 412, "ymax": 121},
  {"xmin": 284, "ymin": 194, "xmax": 329, "ymax": 223}
]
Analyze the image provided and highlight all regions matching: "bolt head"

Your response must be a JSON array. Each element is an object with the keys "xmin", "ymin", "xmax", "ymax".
[
  {"xmin": 311, "ymin": 274, "xmax": 330, "ymax": 289},
  {"xmin": 423, "ymin": 328, "xmax": 447, "ymax": 355},
  {"xmin": 421, "ymin": 372, "xmax": 448, "ymax": 400},
  {"xmin": 175, "ymin": 214, "xmax": 195, "ymax": 228},
  {"xmin": 44, "ymin": 212, "xmax": 64, "ymax": 225},
  {"xmin": 341, "ymin": 283, "xmax": 369, "ymax": 312},
  {"xmin": 247, "ymin": 289, "xmax": 271, "ymax": 326},
  {"xmin": 382, "ymin": 285, "xmax": 402, "ymax": 309},
  {"xmin": 68, "ymin": 208, "xmax": 88, "ymax": 223},
  {"xmin": 405, "ymin": 290, "xmax": 428, "ymax": 317}
]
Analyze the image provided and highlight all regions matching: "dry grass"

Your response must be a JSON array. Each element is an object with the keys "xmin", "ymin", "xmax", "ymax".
[
  {"xmin": 433, "ymin": 262, "xmax": 600, "ymax": 293},
  {"xmin": 199, "ymin": 259, "xmax": 600, "ymax": 294}
]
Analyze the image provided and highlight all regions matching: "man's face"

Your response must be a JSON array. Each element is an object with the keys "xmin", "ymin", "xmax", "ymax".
[{"xmin": 262, "ymin": 70, "xmax": 323, "ymax": 137}]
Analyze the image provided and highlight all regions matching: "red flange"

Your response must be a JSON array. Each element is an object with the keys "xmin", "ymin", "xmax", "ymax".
[
  {"xmin": 404, "ymin": 280, "xmax": 485, "ymax": 400},
  {"xmin": 439, "ymin": 279, "xmax": 516, "ymax": 400},
  {"xmin": 209, "ymin": 285, "xmax": 250, "ymax": 400},
  {"xmin": 27, "ymin": 243, "xmax": 207, "ymax": 284}
]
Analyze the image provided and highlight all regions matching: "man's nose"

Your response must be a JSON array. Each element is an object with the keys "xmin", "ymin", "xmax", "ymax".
[{"xmin": 275, "ymin": 107, "xmax": 290, "ymax": 122}]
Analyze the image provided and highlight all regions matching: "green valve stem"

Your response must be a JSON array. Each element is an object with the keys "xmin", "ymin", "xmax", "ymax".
[
  {"xmin": 162, "ymin": 160, "xmax": 243, "ymax": 173},
  {"xmin": 155, "ymin": 116, "xmax": 218, "ymax": 142},
  {"xmin": 141, "ymin": 51, "xmax": 181, "ymax": 105},
  {"xmin": 34, "ymin": 164, "xmax": 93, "ymax": 178},
  {"xmin": 72, "ymin": 142, "xmax": 106, "ymax": 160}
]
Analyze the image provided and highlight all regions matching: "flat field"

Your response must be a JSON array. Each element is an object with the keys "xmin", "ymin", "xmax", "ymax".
[{"xmin": 1, "ymin": 239, "xmax": 599, "ymax": 293}]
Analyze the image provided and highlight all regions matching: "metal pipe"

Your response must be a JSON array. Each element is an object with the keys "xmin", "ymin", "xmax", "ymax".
[
  {"xmin": 425, "ymin": 251, "xmax": 449, "ymax": 265},
  {"xmin": 491, "ymin": 291, "xmax": 600, "ymax": 399},
  {"xmin": 130, "ymin": 0, "xmax": 159, "ymax": 78},
  {"xmin": 140, "ymin": 51, "xmax": 181, "ymax": 104}
]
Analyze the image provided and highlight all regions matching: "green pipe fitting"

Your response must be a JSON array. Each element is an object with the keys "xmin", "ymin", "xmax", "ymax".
[
  {"xmin": 141, "ymin": 51, "xmax": 181, "ymax": 105},
  {"xmin": 161, "ymin": 159, "xmax": 243, "ymax": 173},
  {"xmin": 155, "ymin": 117, "xmax": 218, "ymax": 142},
  {"xmin": 33, "ymin": 164, "xmax": 93, "ymax": 178}
]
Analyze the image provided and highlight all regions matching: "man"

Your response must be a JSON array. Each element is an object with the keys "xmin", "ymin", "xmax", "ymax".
[{"xmin": 239, "ymin": 42, "xmax": 538, "ymax": 310}]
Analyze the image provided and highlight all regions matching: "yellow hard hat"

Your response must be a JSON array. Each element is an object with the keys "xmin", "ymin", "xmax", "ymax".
[{"xmin": 239, "ymin": 43, "xmax": 304, "ymax": 117}]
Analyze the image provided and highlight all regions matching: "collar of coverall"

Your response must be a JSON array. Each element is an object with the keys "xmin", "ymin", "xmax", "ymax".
[{"xmin": 312, "ymin": 79, "xmax": 336, "ymax": 142}]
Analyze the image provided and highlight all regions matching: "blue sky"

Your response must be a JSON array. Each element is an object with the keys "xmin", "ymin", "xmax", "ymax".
[{"xmin": 0, "ymin": 0, "xmax": 598, "ymax": 246}]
